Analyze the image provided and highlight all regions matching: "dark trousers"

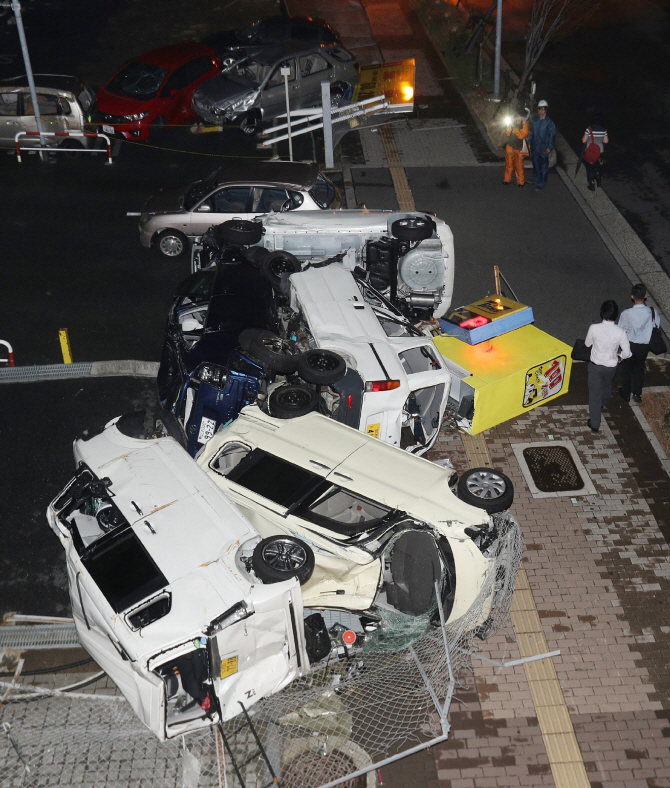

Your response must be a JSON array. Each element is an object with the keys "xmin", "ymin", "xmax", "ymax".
[
  {"xmin": 532, "ymin": 152, "xmax": 549, "ymax": 188},
  {"xmin": 584, "ymin": 158, "xmax": 602, "ymax": 187},
  {"xmin": 588, "ymin": 362, "xmax": 617, "ymax": 430},
  {"xmin": 619, "ymin": 342, "xmax": 649, "ymax": 398}
]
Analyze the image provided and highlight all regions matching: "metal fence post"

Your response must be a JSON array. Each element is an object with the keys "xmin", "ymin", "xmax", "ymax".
[
  {"xmin": 321, "ymin": 81, "xmax": 334, "ymax": 169},
  {"xmin": 10, "ymin": 0, "xmax": 45, "ymax": 153}
]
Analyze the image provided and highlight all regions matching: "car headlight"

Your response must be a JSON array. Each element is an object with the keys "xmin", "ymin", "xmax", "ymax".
[
  {"xmin": 195, "ymin": 362, "xmax": 228, "ymax": 387},
  {"xmin": 206, "ymin": 601, "xmax": 254, "ymax": 635},
  {"xmin": 123, "ymin": 112, "xmax": 149, "ymax": 121}
]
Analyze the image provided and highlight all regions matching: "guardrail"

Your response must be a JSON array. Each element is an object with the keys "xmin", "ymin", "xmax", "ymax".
[
  {"xmin": 14, "ymin": 130, "xmax": 113, "ymax": 164},
  {"xmin": 0, "ymin": 339, "xmax": 14, "ymax": 367}
]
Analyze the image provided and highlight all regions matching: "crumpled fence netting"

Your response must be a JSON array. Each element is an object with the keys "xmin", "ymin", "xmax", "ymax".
[{"xmin": 0, "ymin": 515, "xmax": 522, "ymax": 788}]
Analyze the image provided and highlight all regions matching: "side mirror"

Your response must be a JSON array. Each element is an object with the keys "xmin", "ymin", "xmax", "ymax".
[
  {"xmin": 280, "ymin": 199, "xmax": 292, "ymax": 213},
  {"xmin": 197, "ymin": 203, "xmax": 212, "ymax": 213}
]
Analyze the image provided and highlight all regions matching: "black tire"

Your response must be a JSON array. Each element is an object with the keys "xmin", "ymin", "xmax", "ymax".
[
  {"xmin": 239, "ymin": 329, "xmax": 300, "ymax": 374},
  {"xmin": 216, "ymin": 219, "xmax": 263, "ymax": 246},
  {"xmin": 240, "ymin": 109, "xmax": 261, "ymax": 135},
  {"xmin": 252, "ymin": 536, "xmax": 315, "ymax": 585},
  {"xmin": 150, "ymin": 116, "xmax": 167, "ymax": 140},
  {"xmin": 457, "ymin": 467, "xmax": 514, "ymax": 513},
  {"xmin": 155, "ymin": 229, "xmax": 188, "ymax": 259},
  {"xmin": 59, "ymin": 138, "xmax": 84, "ymax": 159},
  {"xmin": 297, "ymin": 349, "xmax": 347, "ymax": 385},
  {"xmin": 261, "ymin": 250, "xmax": 301, "ymax": 287},
  {"xmin": 268, "ymin": 384, "xmax": 320, "ymax": 419},
  {"xmin": 391, "ymin": 215, "xmax": 436, "ymax": 242}
]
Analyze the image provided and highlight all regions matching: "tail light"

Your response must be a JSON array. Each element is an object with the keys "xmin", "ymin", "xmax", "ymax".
[{"xmin": 364, "ymin": 380, "xmax": 401, "ymax": 392}]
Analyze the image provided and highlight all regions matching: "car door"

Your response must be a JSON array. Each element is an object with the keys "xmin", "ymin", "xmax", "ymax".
[
  {"xmin": 189, "ymin": 186, "xmax": 253, "ymax": 235},
  {"xmin": 297, "ymin": 52, "xmax": 333, "ymax": 108},
  {"xmin": 259, "ymin": 58, "xmax": 298, "ymax": 120},
  {"xmin": 19, "ymin": 90, "xmax": 67, "ymax": 146},
  {"xmin": 159, "ymin": 61, "xmax": 196, "ymax": 125},
  {"xmin": 0, "ymin": 90, "xmax": 21, "ymax": 148}
]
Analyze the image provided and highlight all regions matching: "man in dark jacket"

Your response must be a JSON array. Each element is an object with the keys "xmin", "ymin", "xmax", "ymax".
[{"xmin": 529, "ymin": 100, "xmax": 556, "ymax": 191}]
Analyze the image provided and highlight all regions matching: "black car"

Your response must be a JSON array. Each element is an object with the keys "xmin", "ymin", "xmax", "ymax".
[{"xmin": 202, "ymin": 16, "xmax": 339, "ymax": 63}]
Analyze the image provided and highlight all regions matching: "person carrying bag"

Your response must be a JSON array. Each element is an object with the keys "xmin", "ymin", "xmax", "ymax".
[{"xmin": 581, "ymin": 120, "xmax": 608, "ymax": 191}]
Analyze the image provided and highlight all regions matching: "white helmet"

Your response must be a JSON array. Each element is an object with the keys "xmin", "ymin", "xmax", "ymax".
[{"xmin": 537, "ymin": 100, "xmax": 548, "ymax": 108}]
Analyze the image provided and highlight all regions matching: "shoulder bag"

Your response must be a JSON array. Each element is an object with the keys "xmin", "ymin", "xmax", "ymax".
[
  {"xmin": 571, "ymin": 338, "xmax": 591, "ymax": 362},
  {"xmin": 649, "ymin": 307, "xmax": 667, "ymax": 355},
  {"xmin": 583, "ymin": 127, "xmax": 601, "ymax": 165}
]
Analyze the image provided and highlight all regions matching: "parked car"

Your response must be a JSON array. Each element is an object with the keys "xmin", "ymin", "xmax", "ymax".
[
  {"xmin": 47, "ymin": 414, "xmax": 314, "ymax": 740},
  {"xmin": 191, "ymin": 42, "xmax": 358, "ymax": 132},
  {"xmin": 97, "ymin": 42, "xmax": 220, "ymax": 141},
  {"xmin": 198, "ymin": 405, "xmax": 520, "ymax": 628},
  {"xmin": 0, "ymin": 74, "xmax": 96, "ymax": 150},
  {"xmin": 202, "ymin": 16, "xmax": 339, "ymax": 63},
  {"xmin": 158, "ymin": 215, "xmax": 452, "ymax": 457},
  {"xmin": 139, "ymin": 161, "xmax": 340, "ymax": 259}
]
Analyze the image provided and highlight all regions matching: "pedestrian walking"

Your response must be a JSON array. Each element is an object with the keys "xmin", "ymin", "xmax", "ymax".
[
  {"xmin": 502, "ymin": 111, "xmax": 529, "ymax": 187},
  {"xmin": 581, "ymin": 118, "xmax": 608, "ymax": 192},
  {"xmin": 617, "ymin": 283, "xmax": 660, "ymax": 403},
  {"xmin": 529, "ymin": 100, "xmax": 556, "ymax": 191},
  {"xmin": 584, "ymin": 299, "xmax": 631, "ymax": 432}
]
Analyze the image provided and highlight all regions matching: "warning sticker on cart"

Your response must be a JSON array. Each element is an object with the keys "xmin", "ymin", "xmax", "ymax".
[
  {"xmin": 366, "ymin": 423, "xmax": 381, "ymax": 438},
  {"xmin": 523, "ymin": 356, "xmax": 566, "ymax": 407},
  {"xmin": 220, "ymin": 656, "xmax": 238, "ymax": 679}
]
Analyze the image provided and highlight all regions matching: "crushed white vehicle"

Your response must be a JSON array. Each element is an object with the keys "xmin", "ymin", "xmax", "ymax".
[
  {"xmin": 47, "ymin": 413, "xmax": 313, "ymax": 740},
  {"xmin": 197, "ymin": 406, "xmax": 521, "ymax": 630}
]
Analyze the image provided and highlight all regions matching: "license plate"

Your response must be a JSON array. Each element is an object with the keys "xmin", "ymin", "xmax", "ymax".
[
  {"xmin": 102, "ymin": 124, "xmax": 115, "ymax": 135},
  {"xmin": 197, "ymin": 416, "xmax": 217, "ymax": 445}
]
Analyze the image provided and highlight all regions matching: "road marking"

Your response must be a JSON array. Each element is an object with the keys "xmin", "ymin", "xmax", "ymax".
[
  {"xmin": 379, "ymin": 125, "xmax": 415, "ymax": 211},
  {"xmin": 460, "ymin": 432, "xmax": 591, "ymax": 788}
]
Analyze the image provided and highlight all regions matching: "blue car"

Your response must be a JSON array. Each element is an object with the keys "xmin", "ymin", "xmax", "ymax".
[{"xmin": 157, "ymin": 241, "xmax": 303, "ymax": 456}]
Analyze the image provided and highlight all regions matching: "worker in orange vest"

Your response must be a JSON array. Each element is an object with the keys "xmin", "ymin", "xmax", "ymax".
[{"xmin": 502, "ymin": 111, "xmax": 530, "ymax": 187}]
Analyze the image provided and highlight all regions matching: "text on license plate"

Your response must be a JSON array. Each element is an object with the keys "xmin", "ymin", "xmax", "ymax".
[
  {"xmin": 102, "ymin": 124, "xmax": 115, "ymax": 135},
  {"xmin": 197, "ymin": 416, "xmax": 217, "ymax": 445}
]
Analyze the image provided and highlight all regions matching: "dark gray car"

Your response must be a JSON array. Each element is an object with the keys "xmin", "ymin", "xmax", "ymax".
[{"xmin": 191, "ymin": 43, "xmax": 358, "ymax": 133}]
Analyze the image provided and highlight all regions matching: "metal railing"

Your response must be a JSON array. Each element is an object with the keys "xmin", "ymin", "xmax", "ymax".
[{"xmin": 14, "ymin": 130, "xmax": 113, "ymax": 164}]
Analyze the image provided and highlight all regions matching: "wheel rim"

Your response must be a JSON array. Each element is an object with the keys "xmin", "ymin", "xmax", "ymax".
[
  {"xmin": 465, "ymin": 471, "xmax": 507, "ymax": 499},
  {"xmin": 399, "ymin": 217, "xmax": 427, "ymax": 229},
  {"xmin": 259, "ymin": 336, "xmax": 296, "ymax": 358},
  {"xmin": 159, "ymin": 234, "xmax": 183, "ymax": 256},
  {"xmin": 270, "ymin": 257, "xmax": 295, "ymax": 276},
  {"xmin": 276, "ymin": 387, "xmax": 313, "ymax": 409},
  {"xmin": 307, "ymin": 352, "xmax": 339, "ymax": 372},
  {"xmin": 262, "ymin": 539, "xmax": 307, "ymax": 572}
]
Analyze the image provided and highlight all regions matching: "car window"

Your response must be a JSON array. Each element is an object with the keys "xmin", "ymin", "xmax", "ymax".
[
  {"xmin": 299, "ymin": 53, "xmax": 331, "ymax": 78},
  {"xmin": 223, "ymin": 449, "xmax": 322, "ymax": 508},
  {"xmin": 329, "ymin": 46, "xmax": 354, "ymax": 62},
  {"xmin": 22, "ymin": 92, "xmax": 61, "ymax": 116},
  {"xmin": 292, "ymin": 24, "xmax": 319, "ymax": 42},
  {"xmin": 58, "ymin": 97, "xmax": 72, "ymax": 115},
  {"xmin": 184, "ymin": 169, "xmax": 220, "ymax": 210},
  {"xmin": 266, "ymin": 59, "xmax": 296, "ymax": 89},
  {"xmin": 287, "ymin": 190, "xmax": 304, "ymax": 209},
  {"xmin": 309, "ymin": 173, "xmax": 337, "ymax": 208},
  {"xmin": 255, "ymin": 187, "xmax": 288, "ymax": 213},
  {"xmin": 301, "ymin": 485, "xmax": 391, "ymax": 528},
  {"xmin": 189, "ymin": 56, "xmax": 216, "ymax": 82},
  {"xmin": 398, "ymin": 346, "xmax": 442, "ymax": 373},
  {"xmin": 212, "ymin": 186, "xmax": 251, "ymax": 212},
  {"xmin": 162, "ymin": 62, "xmax": 195, "ymax": 95},
  {"xmin": 175, "ymin": 269, "xmax": 216, "ymax": 301},
  {"xmin": 0, "ymin": 92, "xmax": 18, "ymax": 116},
  {"xmin": 107, "ymin": 61, "xmax": 169, "ymax": 99}
]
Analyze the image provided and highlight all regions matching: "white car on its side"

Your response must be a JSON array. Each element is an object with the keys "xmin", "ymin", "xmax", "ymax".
[
  {"xmin": 197, "ymin": 405, "xmax": 521, "ymax": 629},
  {"xmin": 47, "ymin": 413, "xmax": 312, "ymax": 740}
]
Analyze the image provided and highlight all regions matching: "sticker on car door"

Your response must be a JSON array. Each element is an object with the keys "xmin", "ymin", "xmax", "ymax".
[
  {"xmin": 197, "ymin": 416, "xmax": 217, "ymax": 444},
  {"xmin": 365, "ymin": 422, "xmax": 380, "ymax": 438},
  {"xmin": 220, "ymin": 655, "xmax": 238, "ymax": 679}
]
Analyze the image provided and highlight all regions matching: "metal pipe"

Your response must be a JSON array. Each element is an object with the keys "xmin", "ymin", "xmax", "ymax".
[
  {"xmin": 493, "ymin": 0, "xmax": 503, "ymax": 100},
  {"xmin": 321, "ymin": 80, "xmax": 333, "ymax": 169},
  {"xmin": 10, "ymin": 0, "xmax": 45, "ymax": 152},
  {"xmin": 281, "ymin": 65, "xmax": 293, "ymax": 161}
]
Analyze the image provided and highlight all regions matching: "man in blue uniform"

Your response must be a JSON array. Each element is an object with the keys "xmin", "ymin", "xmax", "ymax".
[{"xmin": 529, "ymin": 100, "xmax": 556, "ymax": 191}]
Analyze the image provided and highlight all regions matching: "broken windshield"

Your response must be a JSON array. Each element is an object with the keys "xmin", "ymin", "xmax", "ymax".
[{"xmin": 107, "ymin": 61, "xmax": 168, "ymax": 99}]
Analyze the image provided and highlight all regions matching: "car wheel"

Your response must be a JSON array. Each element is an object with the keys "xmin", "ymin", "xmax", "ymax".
[
  {"xmin": 216, "ymin": 219, "xmax": 263, "ymax": 246},
  {"xmin": 239, "ymin": 329, "xmax": 300, "ymax": 374},
  {"xmin": 150, "ymin": 116, "xmax": 167, "ymax": 140},
  {"xmin": 261, "ymin": 250, "xmax": 301, "ymax": 287},
  {"xmin": 391, "ymin": 216, "xmax": 436, "ymax": 242},
  {"xmin": 240, "ymin": 109, "xmax": 261, "ymax": 135},
  {"xmin": 297, "ymin": 349, "xmax": 347, "ymax": 385},
  {"xmin": 252, "ymin": 536, "xmax": 315, "ymax": 585},
  {"xmin": 457, "ymin": 467, "xmax": 514, "ymax": 513},
  {"xmin": 268, "ymin": 384, "xmax": 320, "ymax": 419},
  {"xmin": 155, "ymin": 229, "xmax": 188, "ymax": 259},
  {"xmin": 59, "ymin": 138, "xmax": 83, "ymax": 158}
]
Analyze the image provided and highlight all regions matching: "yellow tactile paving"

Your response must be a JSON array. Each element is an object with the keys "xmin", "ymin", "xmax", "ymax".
[
  {"xmin": 379, "ymin": 125, "xmax": 416, "ymax": 211},
  {"xmin": 459, "ymin": 433, "xmax": 591, "ymax": 788}
]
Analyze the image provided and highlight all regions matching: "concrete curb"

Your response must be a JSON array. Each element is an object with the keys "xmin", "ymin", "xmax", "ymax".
[
  {"xmin": 629, "ymin": 386, "xmax": 670, "ymax": 477},
  {"xmin": 0, "ymin": 360, "xmax": 159, "ymax": 384}
]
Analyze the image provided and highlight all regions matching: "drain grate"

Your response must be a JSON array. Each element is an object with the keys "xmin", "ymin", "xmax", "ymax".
[{"xmin": 522, "ymin": 445, "xmax": 584, "ymax": 493}]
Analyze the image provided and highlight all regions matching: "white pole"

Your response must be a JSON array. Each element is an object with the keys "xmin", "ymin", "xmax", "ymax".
[
  {"xmin": 321, "ymin": 81, "xmax": 333, "ymax": 169},
  {"xmin": 493, "ymin": 0, "xmax": 503, "ymax": 100},
  {"xmin": 280, "ymin": 64, "xmax": 292, "ymax": 161},
  {"xmin": 10, "ymin": 0, "xmax": 45, "ymax": 151}
]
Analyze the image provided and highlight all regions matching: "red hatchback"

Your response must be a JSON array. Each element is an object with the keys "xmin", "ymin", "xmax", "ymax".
[{"xmin": 97, "ymin": 42, "xmax": 220, "ymax": 140}]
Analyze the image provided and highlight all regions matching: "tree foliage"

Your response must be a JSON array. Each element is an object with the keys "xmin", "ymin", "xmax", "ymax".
[{"xmin": 517, "ymin": 0, "xmax": 602, "ymax": 94}]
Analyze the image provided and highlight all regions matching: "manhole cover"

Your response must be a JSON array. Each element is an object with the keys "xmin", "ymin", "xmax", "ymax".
[{"xmin": 522, "ymin": 445, "xmax": 584, "ymax": 493}]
